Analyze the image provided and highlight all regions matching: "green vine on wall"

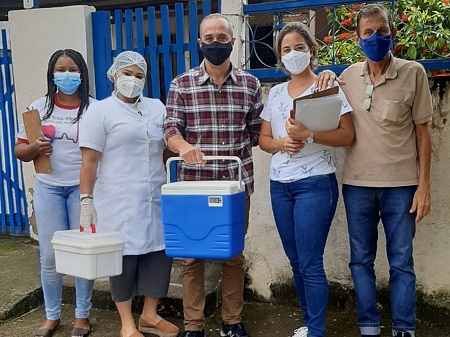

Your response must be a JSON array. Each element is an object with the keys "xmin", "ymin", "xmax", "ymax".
[{"xmin": 318, "ymin": 0, "xmax": 450, "ymax": 76}]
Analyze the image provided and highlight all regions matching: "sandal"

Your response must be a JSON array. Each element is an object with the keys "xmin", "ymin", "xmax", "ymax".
[
  {"xmin": 34, "ymin": 319, "xmax": 60, "ymax": 337},
  {"xmin": 138, "ymin": 316, "xmax": 179, "ymax": 337},
  {"xmin": 72, "ymin": 318, "xmax": 91, "ymax": 337},
  {"xmin": 71, "ymin": 326, "xmax": 91, "ymax": 337},
  {"xmin": 119, "ymin": 330, "xmax": 145, "ymax": 337}
]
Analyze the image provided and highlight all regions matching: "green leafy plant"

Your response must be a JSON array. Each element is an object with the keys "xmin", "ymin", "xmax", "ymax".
[{"xmin": 318, "ymin": 0, "xmax": 450, "ymax": 76}]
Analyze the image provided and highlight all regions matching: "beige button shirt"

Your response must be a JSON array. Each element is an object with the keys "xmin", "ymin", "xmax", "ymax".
[{"xmin": 340, "ymin": 55, "xmax": 432, "ymax": 187}]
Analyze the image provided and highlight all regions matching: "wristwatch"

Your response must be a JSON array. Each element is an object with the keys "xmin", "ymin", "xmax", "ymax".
[
  {"xmin": 80, "ymin": 193, "xmax": 93, "ymax": 202},
  {"xmin": 306, "ymin": 132, "xmax": 314, "ymax": 144}
]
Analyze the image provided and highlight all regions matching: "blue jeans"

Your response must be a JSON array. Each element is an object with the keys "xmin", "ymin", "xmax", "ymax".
[
  {"xmin": 342, "ymin": 185, "xmax": 417, "ymax": 337},
  {"xmin": 34, "ymin": 180, "xmax": 94, "ymax": 320},
  {"xmin": 270, "ymin": 174, "xmax": 338, "ymax": 337}
]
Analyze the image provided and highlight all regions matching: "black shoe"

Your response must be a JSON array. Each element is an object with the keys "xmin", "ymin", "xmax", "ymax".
[
  {"xmin": 394, "ymin": 332, "xmax": 412, "ymax": 337},
  {"xmin": 181, "ymin": 330, "xmax": 205, "ymax": 337},
  {"xmin": 220, "ymin": 322, "xmax": 249, "ymax": 337}
]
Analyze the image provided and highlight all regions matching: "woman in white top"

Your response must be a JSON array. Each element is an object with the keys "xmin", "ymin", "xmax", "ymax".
[
  {"xmin": 15, "ymin": 49, "xmax": 94, "ymax": 337},
  {"xmin": 78, "ymin": 51, "xmax": 179, "ymax": 337},
  {"xmin": 258, "ymin": 23, "xmax": 354, "ymax": 337}
]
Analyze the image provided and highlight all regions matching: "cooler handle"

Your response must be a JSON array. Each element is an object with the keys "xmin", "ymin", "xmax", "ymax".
[{"xmin": 165, "ymin": 155, "xmax": 243, "ymax": 190}]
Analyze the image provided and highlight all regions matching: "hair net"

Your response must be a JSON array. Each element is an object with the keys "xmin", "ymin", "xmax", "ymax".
[{"xmin": 107, "ymin": 51, "xmax": 147, "ymax": 82}]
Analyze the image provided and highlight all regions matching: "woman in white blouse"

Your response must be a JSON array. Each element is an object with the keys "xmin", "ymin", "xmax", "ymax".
[
  {"xmin": 259, "ymin": 22, "xmax": 354, "ymax": 337},
  {"xmin": 78, "ymin": 51, "xmax": 179, "ymax": 337}
]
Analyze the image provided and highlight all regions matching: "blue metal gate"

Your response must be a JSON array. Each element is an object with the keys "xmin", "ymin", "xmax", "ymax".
[
  {"xmin": 92, "ymin": 0, "xmax": 219, "ymax": 102},
  {"xmin": 0, "ymin": 28, "xmax": 29, "ymax": 235}
]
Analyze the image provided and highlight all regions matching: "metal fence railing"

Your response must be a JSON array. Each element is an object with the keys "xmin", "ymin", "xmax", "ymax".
[
  {"xmin": 92, "ymin": 0, "xmax": 220, "ymax": 102},
  {"xmin": 0, "ymin": 28, "xmax": 29, "ymax": 235}
]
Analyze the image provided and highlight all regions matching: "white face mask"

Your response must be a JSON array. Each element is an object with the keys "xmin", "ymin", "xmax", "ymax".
[
  {"xmin": 116, "ymin": 75, "xmax": 145, "ymax": 98},
  {"xmin": 281, "ymin": 50, "xmax": 311, "ymax": 75}
]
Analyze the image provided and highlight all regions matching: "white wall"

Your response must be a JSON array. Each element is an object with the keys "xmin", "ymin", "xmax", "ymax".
[
  {"xmin": 245, "ymin": 83, "xmax": 450, "ymax": 308},
  {"xmin": 9, "ymin": 5, "xmax": 96, "ymax": 115}
]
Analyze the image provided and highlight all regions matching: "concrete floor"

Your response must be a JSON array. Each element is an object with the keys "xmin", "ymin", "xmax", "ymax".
[
  {"xmin": 3, "ymin": 301, "xmax": 450, "ymax": 337},
  {"xmin": 2, "ymin": 235, "xmax": 450, "ymax": 336}
]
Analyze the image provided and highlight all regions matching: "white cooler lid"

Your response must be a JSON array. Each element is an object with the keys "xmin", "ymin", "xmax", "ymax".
[
  {"xmin": 51, "ymin": 229, "xmax": 124, "ymax": 249},
  {"xmin": 161, "ymin": 180, "xmax": 244, "ymax": 195}
]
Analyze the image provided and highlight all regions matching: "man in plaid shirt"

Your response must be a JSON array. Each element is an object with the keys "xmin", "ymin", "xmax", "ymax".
[{"xmin": 164, "ymin": 13, "xmax": 263, "ymax": 337}]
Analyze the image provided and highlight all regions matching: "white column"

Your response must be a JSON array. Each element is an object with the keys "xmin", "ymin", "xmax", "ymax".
[
  {"xmin": 9, "ymin": 5, "xmax": 96, "ymax": 115},
  {"xmin": 221, "ymin": 0, "xmax": 246, "ymax": 69}
]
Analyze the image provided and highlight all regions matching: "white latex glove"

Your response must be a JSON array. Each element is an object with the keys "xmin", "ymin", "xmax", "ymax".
[{"xmin": 80, "ymin": 198, "xmax": 97, "ymax": 233}]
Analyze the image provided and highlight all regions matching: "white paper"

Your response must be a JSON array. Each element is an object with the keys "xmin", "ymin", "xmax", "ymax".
[{"xmin": 292, "ymin": 94, "xmax": 342, "ymax": 158}]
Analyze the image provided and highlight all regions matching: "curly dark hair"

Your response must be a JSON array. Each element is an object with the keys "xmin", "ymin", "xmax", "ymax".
[{"xmin": 43, "ymin": 49, "xmax": 90, "ymax": 123}]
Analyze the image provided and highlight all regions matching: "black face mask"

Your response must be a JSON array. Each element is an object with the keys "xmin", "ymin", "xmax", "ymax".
[{"xmin": 200, "ymin": 41, "xmax": 232, "ymax": 66}]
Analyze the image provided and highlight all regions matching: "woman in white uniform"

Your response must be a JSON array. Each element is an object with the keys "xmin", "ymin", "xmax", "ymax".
[{"xmin": 78, "ymin": 51, "xmax": 179, "ymax": 337}]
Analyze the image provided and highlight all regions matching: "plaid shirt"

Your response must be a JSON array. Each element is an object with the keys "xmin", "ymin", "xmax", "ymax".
[{"xmin": 164, "ymin": 62, "xmax": 263, "ymax": 196}]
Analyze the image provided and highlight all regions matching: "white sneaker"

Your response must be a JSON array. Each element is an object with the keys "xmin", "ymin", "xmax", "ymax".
[{"xmin": 292, "ymin": 326, "xmax": 308, "ymax": 337}]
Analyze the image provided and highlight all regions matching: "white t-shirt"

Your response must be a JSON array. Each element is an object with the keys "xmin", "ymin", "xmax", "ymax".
[
  {"xmin": 79, "ymin": 94, "xmax": 167, "ymax": 255},
  {"xmin": 260, "ymin": 81, "xmax": 352, "ymax": 183},
  {"xmin": 17, "ymin": 96, "xmax": 95, "ymax": 186}
]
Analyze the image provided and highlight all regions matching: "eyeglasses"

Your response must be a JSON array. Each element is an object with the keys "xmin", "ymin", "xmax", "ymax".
[{"xmin": 363, "ymin": 84, "xmax": 374, "ymax": 110}]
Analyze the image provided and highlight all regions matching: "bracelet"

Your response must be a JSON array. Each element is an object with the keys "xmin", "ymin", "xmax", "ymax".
[{"xmin": 80, "ymin": 193, "xmax": 93, "ymax": 202}]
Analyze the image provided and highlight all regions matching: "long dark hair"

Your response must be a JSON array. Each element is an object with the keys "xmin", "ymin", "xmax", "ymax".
[{"xmin": 43, "ymin": 49, "xmax": 90, "ymax": 123}]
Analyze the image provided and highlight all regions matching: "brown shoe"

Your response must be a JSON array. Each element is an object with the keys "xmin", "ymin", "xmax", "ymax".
[
  {"xmin": 138, "ymin": 316, "xmax": 179, "ymax": 337},
  {"xmin": 119, "ymin": 330, "xmax": 145, "ymax": 337}
]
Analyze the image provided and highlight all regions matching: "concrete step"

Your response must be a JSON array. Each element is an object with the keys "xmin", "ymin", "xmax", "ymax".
[
  {"xmin": 62, "ymin": 259, "xmax": 223, "ymax": 318},
  {"xmin": 0, "ymin": 235, "xmax": 223, "ymax": 321}
]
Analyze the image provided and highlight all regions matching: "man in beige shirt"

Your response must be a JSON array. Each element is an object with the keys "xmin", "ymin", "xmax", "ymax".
[{"xmin": 318, "ymin": 4, "xmax": 432, "ymax": 337}]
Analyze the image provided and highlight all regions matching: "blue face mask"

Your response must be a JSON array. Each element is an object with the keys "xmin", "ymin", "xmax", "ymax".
[
  {"xmin": 359, "ymin": 32, "xmax": 392, "ymax": 62},
  {"xmin": 53, "ymin": 72, "xmax": 81, "ymax": 95}
]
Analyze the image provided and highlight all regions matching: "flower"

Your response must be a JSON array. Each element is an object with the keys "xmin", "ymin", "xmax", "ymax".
[
  {"xmin": 394, "ymin": 45, "xmax": 404, "ymax": 56},
  {"xmin": 401, "ymin": 14, "xmax": 409, "ymax": 22},
  {"xmin": 438, "ymin": 44, "xmax": 448, "ymax": 55},
  {"xmin": 338, "ymin": 32, "xmax": 352, "ymax": 40},
  {"xmin": 352, "ymin": 4, "xmax": 364, "ymax": 11},
  {"xmin": 342, "ymin": 19, "xmax": 352, "ymax": 27},
  {"xmin": 324, "ymin": 36, "xmax": 333, "ymax": 44}
]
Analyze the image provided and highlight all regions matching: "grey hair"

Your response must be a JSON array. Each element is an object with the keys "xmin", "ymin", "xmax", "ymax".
[
  {"xmin": 356, "ymin": 4, "xmax": 394, "ymax": 36},
  {"xmin": 200, "ymin": 13, "xmax": 234, "ymax": 39}
]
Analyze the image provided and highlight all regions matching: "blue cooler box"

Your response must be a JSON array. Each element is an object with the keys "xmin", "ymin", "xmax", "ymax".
[{"xmin": 161, "ymin": 157, "xmax": 246, "ymax": 260}]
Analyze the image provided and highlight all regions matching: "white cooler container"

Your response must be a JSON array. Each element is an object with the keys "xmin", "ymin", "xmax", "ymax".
[{"xmin": 51, "ymin": 229, "xmax": 124, "ymax": 280}]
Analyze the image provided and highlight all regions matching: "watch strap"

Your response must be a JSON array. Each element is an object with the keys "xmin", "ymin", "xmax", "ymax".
[{"xmin": 80, "ymin": 193, "xmax": 93, "ymax": 202}]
